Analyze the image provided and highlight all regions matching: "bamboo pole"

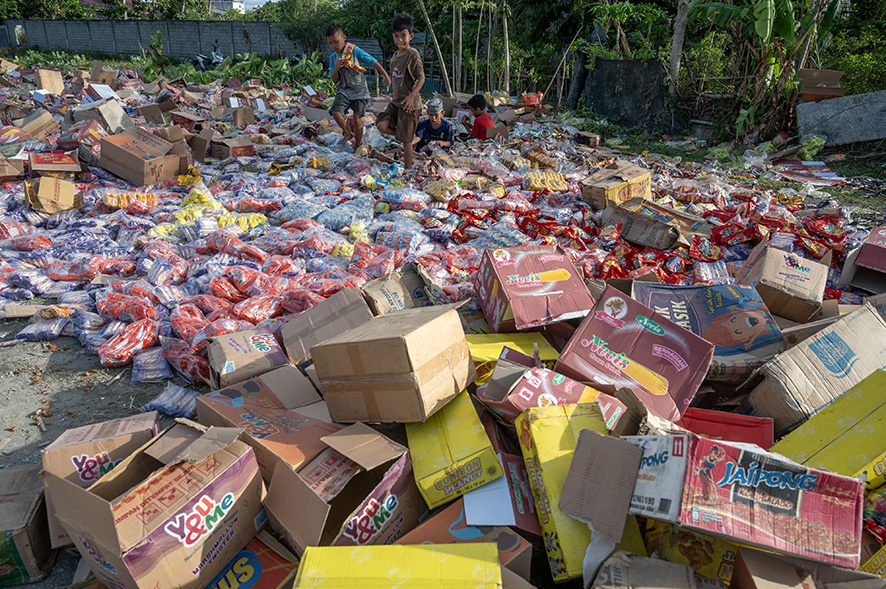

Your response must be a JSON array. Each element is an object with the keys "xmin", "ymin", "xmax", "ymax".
[
  {"xmin": 473, "ymin": 0, "xmax": 484, "ymax": 95},
  {"xmin": 416, "ymin": 0, "xmax": 454, "ymax": 96}
]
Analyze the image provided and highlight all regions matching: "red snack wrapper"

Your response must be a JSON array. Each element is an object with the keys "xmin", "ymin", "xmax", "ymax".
[
  {"xmin": 98, "ymin": 319, "xmax": 159, "ymax": 368},
  {"xmin": 689, "ymin": 235, "xmax": 726, "ymax": 262}
]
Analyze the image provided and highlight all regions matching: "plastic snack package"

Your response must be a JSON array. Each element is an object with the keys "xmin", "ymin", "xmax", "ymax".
[
  {"xmin": 131, "ymin": 347, "xmax": 174, "ymax": 383},
  {"xmin": 141, "ymin": 381, "xmax": 202, "ymax": 419},
  {"xmin": 98, "ymin": 319, "xmax": 160, "ymax": 368}
]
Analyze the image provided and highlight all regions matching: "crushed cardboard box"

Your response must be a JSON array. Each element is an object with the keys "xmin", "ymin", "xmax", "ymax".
[{"xmin": 0, "ymin": 465, "xmax": 56, "ymax": 586}]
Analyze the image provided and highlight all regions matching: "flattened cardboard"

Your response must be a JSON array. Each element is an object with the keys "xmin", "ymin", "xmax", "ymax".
[
  {"xmin": 624, "ymin": 434, "xmax": 865, "ymax": 568},
  {"xmin": 736, "ymin": 241, "xmax": 829, "ymax": 323},
  {"xmin": 473, "ymin": 245, "xmax": 595, "ymax": 332},
  {"xmin": 41, "ymin": 412, "xmax": 159, "ymax": 548},
  {"xmin": 632, "ymin": 283, "xmax": 785, "ymax": 383},
  {"xmin": 731, "ymin": 546, "xmax": 884, "ymax": 589},
  {"xmin": 72, "ymin": 97, "xmax": 133, "ymax": 134},
  {"xmin": 264, "ymin": 423, "xmax": 425, "ymax": 554},
  {"xmin": 0, "ymin": 158, "xmax": 24, "ymax": 178},
  {"xmin": 406, "ymin": 391, "xmax": 502, "ymax": 509},
  {"xmin": 556, "ymin": 285, "xmax": 715, "ymax": 422},
  {"xmin": 600, "ymin": 204, "xmax": 681, "ymax": 250},
  {"xmin": 28, "ymin": 152, "xmax": 81, "ymax": 174},
  {"xmin": 311, "ymin": 306, "xmax": 476, "ymax": 423},
  {"xmin": 211, "ymin": 136, "xmax": 254, "ymax": 159},
  {"xmin": 280, "ymin": 288, "xmax": 373, "ymax": 366},
  {"xmin": 744, "ymin": 304, "xmax": 886, "ymax": 436},
  {"xmin": 196, "ymin": 365, "xmax": 339, "ymax": 482},
  {"xmin": 232, "ymin": 107, "xmax": 255, "ymax": 127},
  {"xmin": 43, "ymin": 422, "xmax": 265, "ymax": 589},
  {"xmin": 361, "ymin": 262, "xmax": 449, "ymax": 314},
  {"xmin": 0, "ymin": 465, "xmax": 55, "ymax": 586},
  {"xmin": 291, "ymin": 544, "xmax": 501, "ymax": 588},
  {"xmin": 516, "ymin": 403, "xmax": 609, "ymax": 582},
  {"xmin": 770, "ymin": 369, "xmax": 886, "ymax": 490},
  {"xmin": 35, "ymin": 69, "xmax": 64, "ymax": 95},
  {"xmin": 580, "ymin": 160, "xmax": 652, "ymax": 210},
  {"xmin": 14, "ymin": 111, "xmax": 59, "ymax": 140},
  {"xmin": 206, "ymin": 328, "xmax": 291, "ymax": 389},
  {"xmin": 593, "ymin": 551, "xmax": 702, "ymax": 589},
  {"xmin": 25, "ymin": 177, "xmax": 83, "ymax": 215},
  {"xmin": 394, "ymin": 498, "xmax": 532, "ymax": 580},
  {"xmin": 100, "ymin": 126, "xmax": 180, "ymax": 186}
]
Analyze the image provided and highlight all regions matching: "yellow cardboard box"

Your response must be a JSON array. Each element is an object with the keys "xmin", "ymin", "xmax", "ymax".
[
  {"xmin": 466, "ymin": 333, "xmax": 559, "ymax": 384},
  {"xmin": 645, "ymin": 520, "xmax": 738, "ymax": 583},
  {"xmin": 770, "ymin": 369, "xmax": 886, "ymax": 491},
  {"xmin": 516, "ymin": 402, "xmax": 608, "ymax": 582},
  {"xmin": 406, "ymin": 390, "xmax": 502, "ymax": 509},
  {"xmin": 292, "ymin": 543, "xmax": 502, "ymax": 588}
]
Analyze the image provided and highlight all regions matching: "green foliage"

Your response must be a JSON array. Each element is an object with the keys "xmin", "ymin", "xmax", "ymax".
[
  {"xmin": 589, "ymin": 2, "xmax": 672, "ymax": 61},
  {"xmin": 821, "ymin": 21, "xmax": 886, "ymax": 95}
]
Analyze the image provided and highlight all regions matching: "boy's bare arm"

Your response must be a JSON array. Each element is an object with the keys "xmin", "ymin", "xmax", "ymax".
[{"xmin": 373, "ymin": 62, "xmax": 392, "ymax": 88}]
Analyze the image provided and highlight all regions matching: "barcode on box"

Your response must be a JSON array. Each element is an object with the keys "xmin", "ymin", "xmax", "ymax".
[{"xmin": 658, "ymin": 498, "xmax": 672, "ymax": 513}]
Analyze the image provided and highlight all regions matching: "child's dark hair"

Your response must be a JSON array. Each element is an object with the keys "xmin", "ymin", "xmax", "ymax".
[
  {"xmin": 392, "ymin": 12, "xmax": 414, "ymax": 33},
  {"xmin": 467, "ymin": 94, "xmax": 487, "ymax": 110},
  {"xmin": 325, "ymin": 21, "xmax": 343, "ymax": 37}
]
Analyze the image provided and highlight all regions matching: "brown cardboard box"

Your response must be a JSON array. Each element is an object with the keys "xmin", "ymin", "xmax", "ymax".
[
  {"xmin": 487, "ymin": 124, "xmax": 510, "ymax": 140},
  {"xmin": 575, "ymin": 131, "xmax": 601, "ymax": 147},
  {"xmin": 473, "ymin": 244, "xmax": 596, "ymax": 332},
  {"xmin": 232, "ymin": 107, "xmax": 255, "ymax": 127},
  {"xmin": 14, "ymin": 111, "xmax": 59, "ymax": 140},
  {"xmin": 280, "ymin": 288, "xmax": 374, "ymax": 366},
  {"xmin": 264, "ymin": 422, "xmax": 425, "ymax": 554},
  {"xmin": 593, "ymin": 551, "xmax": 705, "ymax": 589},
  {"xmin": 44, "ymin": 421, "xmax": 265, "ymax": 589},
  {"xmin": 311, "ymin": 305, "xmax": 476, "ymax": 423},
  {"xmin": 41, "ymin": 412, "xmax": 159, "ymax": 548},
  {"xmin": 206, "ymin": 328, "xmax": 291, "ymax": 390},
  {"xmin": 24, "ymin": 177, "xmax": 84, "ymax": 215},
  {"xmin": 136, "ymin": 101, "xmax": 176, "ymax": 125},
  {"xmin": 100, "ymin": 127, "xmax": 180, "ymax": 186},
  {"xmin": 72, "ymin": 97, "xmax": 133, "ymax": 134},
  {"xmin": 152, "ymin": 125, "xmax": 193, "ymax": 175},
  {"xmin": 91, "ymin": 61, "xmax": 118, "ymax": 89},
  {"xmin": 35, "ymin": 68, "xmax": 64, "ymax": 95},
  {"xmin": 196, "ymin": 365, "xmax": 339, "ymax": 482},
  {"xmin": 170, "ymin": 110, "xmax": 207, "ymax": 132},
  {"xmin": 743, "ymin": 303, "xmax": 886, "ymax": 436},
  {"xmin": 580, "ymin": 161, "xmax": 652, "ymax": 210},
  {"xmin": 28, "ymin": 152, "xmax": 81, "ymax": 176},
  {"xmin": 0, "ymin": 465, "xmax": 56, "ymax": 586},
  {"xmin": 394, "ymin": 498, "xmax": 532, "ymax": 580},
  {"xmin": 735, "ymin": 241, "xmax": 830, "ymax": 323},
  {"xmin": 210, "ymin": 136, "xmax": 254, "ymax": 159},
  {"xmin": 361, "ymin": 261, "xmax": 449, "ymax": 315},
  {"xmin": 731, "ymin": 546, "xmax": 883, "ymax": 589},
  {"xmin": 600, "ymin": 204, "xmax": 681, "ymax": 250},
  {"xmin": 187, "ymin": 127, "xmax": 214, "ymax": 163},
  {"xmin": 0, "ymin": 158, "xmax": 24, "ymax": 179}
]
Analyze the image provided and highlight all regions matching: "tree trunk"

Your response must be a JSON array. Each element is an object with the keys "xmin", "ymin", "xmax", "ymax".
[
  {"xmin": 487, "ymin": 3, "xmax": 493, "ymax": 93},
  {"xmin": 458, "ymin": 7, "xmax": 463, "ymax": 93},
  {"xmin": 502, "ymin": 8, "xmax": 510, "ymax": 94},
  {"xmin": 452, "ymin": 4, "xmax": 457, "ymax": 93},
  {"xmin": 565, "ymin": 45, "xmax": 587, "ymax": 109},
  {"xmin": 796, "ymin": 0, "xmax": 826, "ymax": 71},
  {"xmin": 669, "ymin": 0, "xmax": 690, "ymax": 102},
  {"xmin": 474, "ymin": 0, "xmax": 484, "ymax": 94},
  {"xmin": 416, "ymin": 0, "xmax": 454, "ymax": 96}
]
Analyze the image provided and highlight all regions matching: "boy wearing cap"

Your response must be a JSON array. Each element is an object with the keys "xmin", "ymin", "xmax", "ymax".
[{"xmin": 412, "ymin": 98, "xmax": 454, "ymax": 154}]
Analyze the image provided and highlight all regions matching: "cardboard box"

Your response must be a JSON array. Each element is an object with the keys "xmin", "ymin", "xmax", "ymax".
[
  {"xmin": 580, "ymin": 160, "xmax": 652, "ymax": 210},
  {"xmin": 44, "ymin": 421, "xmax": 266, "ymax": 589},
  {"xmin": 206, "ymin": 328, "xmax": 291, "ymax": 390},
  {"xmin": 361, "ymin": 261, "xmax": 449, "ymax": 314},
  {"xmin": 205, "ymin": 531, "xmax": 298, "ymax": 589},
  {"xmin": 479, "ymin": 349, "xmax": 626, "ymax": 430},
  {"xmin": 14, "ymin": 110, "xmax": 59, "ymax": 140},
  {"xmin": 395, "ymin": 498, "xmax": 531, "ymax": 580},
  {"xmin": 35, "ymin": 68, "xmax": 64, "ymax": 95},
  {"xmin": 797, "ymin": 68, "xmax": 848, "ymax": 102},
  {"xmin": 732, "ymin": 546, "xmax": 883, "ymax": 589},
  {"xmin": 487, "ymin": 124, "xmax": 510, "ymax": 140},
  {"xmin": 856, "ymin": 226, "xmax": 886, "ymax": 274},
  {"xmin": 406, "ymin": 390, "xmax": 502, "ymax": 508},
  {"xmin": 56, "ymin": 119, "xmax": 106, "ymax": 152},
  {"xmin": 515, "ymin": 403, "xmax": 608, "ymax": 582},
  {"xmin": 556, "ymin": 285, "xmax": 715, "ymax": 422},
  {"xmin": 25, "ymin": 177, "xmax": 83, "ymax": 215},
  {"xmin": 72, "ymin": 97, "xmax": 133, "ymax": 134},
  {"xmin": 137, "ymin": 101, "xmax": 177, "ymax": 125},
  {"xmin": 311, "ymin": 305, "xmax": 476, "ymax": 423},
  {"xmin": 170, "ymin": 110, "xmax": 207, "ymax": 131},
  {"xmin": 196, "ymin": 365, "xmax": 339, "ymax": 482},
  {"xmin": 593, "ymin": 551, "xmax": 706, "ymax": 589},
  {"xmin": 735, "ymin": 241, "xmax": 830, "ymax": 323},
  {"xmin": 0, "ymin": 465, "xmax": 55, "ymax": 586},
  {"xmin": 770, "ymin": 369, "xmax": 886, "ymax": 490},
  {"xmin": 575, "ymin": 131, "xmax": 601, "ymax": 147},
  {"xmin": 280, "ymin": 288, "xmax": 373, "ymax": 366},
  {"xmin": 291, "ymin": 544, "xmax": 501, "ymax": 588},
  {"xmin": 473, "ymin": 244, "xmax": 596, "ymax": 332},
  {"xmin": 632, "ymin": 283, "xmax": 785, "ymax": 383},
  {"xmin": 264, "ymin": 422, "xmax": 425, "ymax": 553},
  {"xmin": 743, "ymin": 304, "xmax": 886, "ymax": 436},
  {"xmin": 28, "ymin": 152, "xmax": 81, "ymax": 175},
  {"xmin": 231, "ymin": 107, "xmax": 255, "ymax": 127},
  {"xmin": 625, "ymin": 434, "xmax": 864, "ymax": 568},
  {"xmin": 600, "ymin": 204, "xmax": 681, "ymax": 250},
  {"xmin": 41, "ymin": 412, "xmax": 159, "ymax": 548},
  {"xmin": 675, "ymin": 408, "xmax": 774, "ymax": 450},
  {"xmin": 211, "ymin": 136, "xmax": 254, "ymax": 159},
  {"xmin": 645, "ymin": 520, "xmax": 738, "ymax": 583},
  {"xmin": 100, "ymin": 127, "xmax": 180, "ymax": 186},
  {"xmin": 0, "ymin": 158, "xmax": 24, "ymax": 179}
]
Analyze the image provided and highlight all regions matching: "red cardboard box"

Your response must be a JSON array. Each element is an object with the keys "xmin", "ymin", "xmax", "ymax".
[
  {"xmin": 675, "ymin": 407, "xmax": 774, "ymax": 450},
  {"xmin": 205, "ymin": 532, "xmax": 298, "ymax": 589},
  {"xmin": 473, "ymin": 245, "xmax": 595, "ymax": 332},
  {"xmin": 556, "ymin": 285, "xmax": 715, "ymax": 421}
]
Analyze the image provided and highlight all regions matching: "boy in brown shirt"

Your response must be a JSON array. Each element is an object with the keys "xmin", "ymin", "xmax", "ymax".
[{"xmin": 376, "ymin": 12, "xmax": 425, "ymax": 169}]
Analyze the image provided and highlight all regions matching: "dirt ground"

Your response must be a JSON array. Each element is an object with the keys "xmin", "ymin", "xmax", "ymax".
[{"xmin": 0, "ymin": 318, "xmax": 194, "ymax": 588}]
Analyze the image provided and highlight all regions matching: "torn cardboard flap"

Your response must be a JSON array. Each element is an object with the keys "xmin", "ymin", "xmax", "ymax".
[
  {"xmin": 593, "ymin": 551, "xmax": 702, "ymax": 589},
  {"xmin": 35, "ymin": 68, "xmax": 64, "ymax": 95},
  {"xmin": 321, "ymin": 422, "xmax": 406, "ymax": 471},
  {"xmin": 170, "ymin": 426, "xmax": 242, "ymax": 464},
  {"xmin": 559, "ymin": 429, "xmax": 641, "ymax": 544},
  {"xmin": 26, "ymin": 177, "xmax": 83, "ymax": 215}
]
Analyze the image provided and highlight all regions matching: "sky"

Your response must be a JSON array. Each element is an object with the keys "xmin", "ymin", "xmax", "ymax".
[{"xmin": 244, "ymin": 0, "xmax": 271, "ymax": 10}]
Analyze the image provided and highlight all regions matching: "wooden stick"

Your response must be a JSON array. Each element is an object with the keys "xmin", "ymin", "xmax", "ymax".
[{"xmin": 542, "ymin": 25, "xmax": 583, "ymax": 101}]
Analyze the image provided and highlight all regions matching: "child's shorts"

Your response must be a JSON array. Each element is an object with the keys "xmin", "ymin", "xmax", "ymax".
[
  {"xmin": 377, "ymin": 102, "xmax": 420, "ymax": 143},
  {"xmin": 330, "ymin": 94, "xmax": 368, "ymax": 117}
]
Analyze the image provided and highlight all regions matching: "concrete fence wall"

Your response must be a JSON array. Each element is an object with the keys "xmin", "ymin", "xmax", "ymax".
[{"xmin": 4, "ymin": 19, "xmax": 306, "ymax": 60}]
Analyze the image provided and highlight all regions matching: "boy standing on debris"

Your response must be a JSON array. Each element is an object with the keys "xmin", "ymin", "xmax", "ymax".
[
  {"xmin": 326, "ymin": 22, "xmax": 391, "ymax": 150},
  {"xmin": 462, "ymin": 94, "xmax": 494, "ymax": 140},
  {"xmin": 376, "ymin": 12, "xmax": 425, "ymax": 169},
  {"xmin": 412, "ymin": 97, "xmax": 453, "ymax": 154}
]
